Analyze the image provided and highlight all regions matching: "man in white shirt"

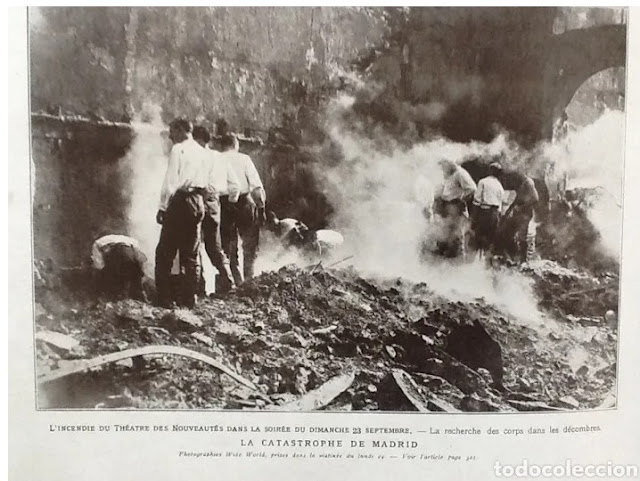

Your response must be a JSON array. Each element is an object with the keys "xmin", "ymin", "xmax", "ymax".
[
  {"xmin": 155, "ymin": 118, "xmax": 207, "ymax": 308},
  {"xmin": 435, "ymin": 159, "xmax": 477, "ymax": 258},
  {"xmin": 470, "ymin": 162, "xmax": 505, "ymax": 257},
  {"xmin": 193, "ymin": 126, "xmax": 239, "ymax": 293},
  {"xmin": 218, "ymin": 134, "xmax": 266, "ymax": 285},
  {"xmin": 91, "ymin": 234, "xmax": 147, "ymax": 301},
  {"xmin": 266, "ymin": 211, "xmax": 344, "ymax": 258}
]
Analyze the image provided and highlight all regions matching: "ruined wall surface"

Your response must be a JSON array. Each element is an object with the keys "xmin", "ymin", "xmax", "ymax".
[
  {"xmin": 361, "ymin": 7, "xmax": 626, "ymax": 143},
  {"xmin": 30, "ymin": 7, "xmax": 390, "ymax": 131},
  {"xmin": 32, "ymin": 115, "xmax": 133, "ymax": 267}
]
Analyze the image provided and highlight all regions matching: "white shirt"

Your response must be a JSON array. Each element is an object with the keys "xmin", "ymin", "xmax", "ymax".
[
  {"xmin": 473, "ymin": 175, "xmax": 504, "ymax": 208},
  {"xmin": 202, "ymin": 148, "xmax": 241, "ymax": 203},
  {"xmin": 276, "ymin": 218, "xmax": 307, "ymax": 239},
  {"xmin": 158, "ymin": 137, "xmax": 208, "ymax": 211},
  {"xmin": 91, "ymin": 235, "xmax": 142, "ymax": 270},
  {"xmin": 441, "ymin": 166, "xmax": 477, "ymax": 201},
  {"xmin": 221, "ymin": 150, "xmax": 266, "ymax": 206}
]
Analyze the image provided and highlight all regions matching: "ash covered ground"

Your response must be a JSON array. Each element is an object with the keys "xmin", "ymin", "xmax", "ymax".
[{"xmin": 35, "ymin": 255, "xmax": 618, "ymax": 413}]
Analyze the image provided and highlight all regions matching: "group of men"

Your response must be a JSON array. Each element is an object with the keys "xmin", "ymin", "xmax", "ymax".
[
  {"xmin": 154, "ymin": 118, "xmax": 266, "ymax": 308},
  {"xmin": 431, "ymin": 158, "xmax": 540, "ymax": 263}
]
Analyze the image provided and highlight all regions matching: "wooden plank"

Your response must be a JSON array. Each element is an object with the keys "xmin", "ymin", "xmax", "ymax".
[
  {"xmin": 35, "ymin": 330, "xmax": 80, "ymax": 352},
  {"xmin": 507, "ymin": 399, "xmax": 565, "ymax": 412},
  {"xmin": 271, "ymin": 371, "xmax": 355, "ymax": 411},
  {"xmin": 37, "ymin": 344, "xmax": 258, "ymax": 390},
  {"xmin": 391, "ymin": 369, "xmax": 431, "ymax": 412}
]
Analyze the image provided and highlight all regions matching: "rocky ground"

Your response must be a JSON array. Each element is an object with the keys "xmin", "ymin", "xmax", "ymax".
[{"xmin": 34, "ymin": 256, "xmax": 619, "ymax": 412}]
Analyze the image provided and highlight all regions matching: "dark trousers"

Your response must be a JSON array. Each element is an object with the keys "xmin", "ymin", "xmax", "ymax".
[
  {"xmin": 501, "ymin": 204, "xmax": 534, "ymax": 262},
  {"xmin": 471, "ymin": 206, "xmax": 501, "ymax": 254},
  {"xmin": 434, "ymin": 198, "xmax": 468, "ymax": 258},
  {"xmin": 202, "ymin": 195, "xmax": 235, "ymax": 292},
  {"xmin": 98, "ymin": 244, "xmax": 145, "ymax": 301},
  {"xmin": 155, "ymin": 189, "xmax": 205, "ymax": 307},
  {"xmin": 220, "ymin": 194, "xmax": 260, "ymax": 286}
]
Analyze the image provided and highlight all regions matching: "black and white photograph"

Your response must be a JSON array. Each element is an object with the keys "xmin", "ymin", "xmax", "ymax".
[{"xmin": 29, "ymin": 6, "xmax": 626, "ymax": 413}]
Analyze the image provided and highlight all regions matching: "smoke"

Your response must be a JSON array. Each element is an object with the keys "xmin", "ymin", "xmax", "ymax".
[
  {"xmin": 122, "ymin": 103, "xmax": 169, "ymax": 276},
  {"xmin": 542, "ymin": 109, "xmax": 624, "ymax": 259},
  {"xmin": 313, "ymin": 95, "xmax": 542, "ymax": 323}
]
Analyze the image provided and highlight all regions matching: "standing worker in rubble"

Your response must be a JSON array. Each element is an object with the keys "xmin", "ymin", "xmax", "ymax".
[
  {"xmin": 498, "ymin": 168, "xmax": 540, "ymax": 264},
  {"xmin": 470, "ymin": 162, "xmax": 505, "ymax": 260},
  {"xmin": 155, "ymin": 118, "xmax": 207, "ymax": 308},
  {"xmin": 218, "ymin": 133, "xmax": 266, "ymax": 286},
  {"xmin": 192, "ymin": 126, "xmax": 240, "ymax": 294},
  {"xmin": 435, "ymin": 159, "xmax": 477, "ymax": 258}
]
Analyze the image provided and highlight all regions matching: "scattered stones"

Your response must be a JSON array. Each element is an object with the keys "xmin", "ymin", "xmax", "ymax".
[
  {"xmin": 161, "ymin": 309, "xmax": 203, "ymax": 332},
  {"xmin": 558, "ymin": 395, "xmax": 580, "ymax": 409},
  {"xmin": 279, "ymin": 332, "xmax": 308, "ymax": 348},
  {"xmin": 35, "ymin": 330, "xmax": 80, "ymax": 353},
  {"xmin": 191, "ymin": 332, "xmax": 214, "ymax": 347}
]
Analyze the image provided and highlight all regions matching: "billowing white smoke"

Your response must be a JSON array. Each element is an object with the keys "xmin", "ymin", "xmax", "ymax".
[
  {"xmin": 542, "ymin": 109, "xmax": 624, "ymax": 259},
  {"xmin": 122, "ymin": 104, "xmax": 169, "ymax": 276},
  {"xmin": 316, "ymin": 95, "xmax": 542, "ymax": 323}
]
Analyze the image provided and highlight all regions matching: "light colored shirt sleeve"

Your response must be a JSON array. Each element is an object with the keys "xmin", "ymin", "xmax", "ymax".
[
  {"xmin": 473, "ymin": 179, "xmax": 484, "ymax": 205},
  {"xmin": 244, "ymin": 156, "xmax": 266, "ymax": 207},
  {"xmin": 159, "ymin": 145, "xmax": 181, "ymax": 211},
  {"xmin": 226, "ymin": 161, "xmax": 241, "ymax": 204},
  {"xmin": 457, "ymin": 169, "xmax": 477, "ymax": 197}
]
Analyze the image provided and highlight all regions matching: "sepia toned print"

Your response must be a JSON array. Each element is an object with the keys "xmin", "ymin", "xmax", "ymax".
[{"xmin": 30, "ymin": 7, "xmax": 626, "ymax": 412}]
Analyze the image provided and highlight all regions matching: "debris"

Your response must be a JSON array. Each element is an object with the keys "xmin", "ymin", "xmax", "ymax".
[
  {"xmin": 309, "ymin": 261, "xmax": 323, "ymax": 274},
  {"xmin": 34, "ymin": 303, "xmax": 47, "ymax": 319},
  {"xmin": 271, "ymin": 371, "xmax": 355, "ymax": 411},
  {"xmin": 326, "ymin": 256, "xmax": 354, "ymax": 269},
  {"xmin": 191, "ymin": 332, "xmax": 214, "ymax": 347},
  {"xmin": 115, "ymin": 313, "xmax": 142, "ymax": 328},
  {"xmin": 378, "ymin": 369, "xmax": 433, "ymax": 412},
  {"xmin": 445, "ymin": 320, "xmax": 504, "ymax": 387},
  {"xmin": 115, "ymin": 358, "xmax": 134, "ymax": 368},
  {"xmin": 597, "ymin": 390, "xmax": 616, "ymax": 409},
  {"xmin": 576, "ymin": 365, "xmax": 589, "ymax": 377},
  {"xmin": 34, "ymin": 261, "xmax": 618, "ymax": 411},
  {"xmin": 161, "ymin": 309, "xmax": 203, "ymax": 332},
  {"xmin": 311, "ymin": 325, "xmax": 338, "ymax": 335},
  {"xmin": 330, "ymin": 287, "xmax": 349, "ymax": 297},
  {"xmin": 558, "ymin": 395, "xmax": 580, "ymax": 409},
  {"xmin": 279, "ymin": 332, "xmax": 308, "ymax": 348},
  {"xmin": 507, "ymin": 400, "xmax": 565, "ymax": 412},
  {"xmin": 421, "ymin": 335, "xmax": 435, "ymax": 346},
  {"xmin": 35, "ymin": 330, "xmax": 80, "ymax": 353},
  {"xmin": 37, "ymin": 345, "xmax": 258, "ymax": 390}
]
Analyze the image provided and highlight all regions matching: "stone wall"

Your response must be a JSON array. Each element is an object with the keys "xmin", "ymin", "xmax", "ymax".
[
  {"xmin": 30, "ymin": 7, "xmax": 390, "ymax": 132},
  {"xmin": 31, "ymin": 115, "xmax": 133, "ymax": 267}
]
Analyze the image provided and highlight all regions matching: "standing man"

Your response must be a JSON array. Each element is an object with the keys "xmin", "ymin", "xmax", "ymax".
[
  {"xmin": 435, "ymin": 159, "xmax": 477, "ymax": 258},
  {"xmin": 155, "ymin": 118, "xmax": 207, "ymax": 308},
  {"xmin": 498, "ymin": 168, "xmax": 540, "ymax": 264},
  {"xmin": 193, "ymin": 126, "xmax": 240, "ymax": 293},
  {"xmin": 470, "ymin": 162, "xmax": 505, "ymax": 259},
  {"xmin": 219, "ymin": 134, "xmax": 266, "ymax": 285}
]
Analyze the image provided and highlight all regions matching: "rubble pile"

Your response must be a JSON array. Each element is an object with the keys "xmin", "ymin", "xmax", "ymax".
[{"xmin": 35, "ymin": 262, "xmax": 618, "ymax": 412}]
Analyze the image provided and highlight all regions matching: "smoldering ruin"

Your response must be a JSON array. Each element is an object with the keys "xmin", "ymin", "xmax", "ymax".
[{"xmin": 31, "ymin": 7, "xmax": 625, "ymax": 412}]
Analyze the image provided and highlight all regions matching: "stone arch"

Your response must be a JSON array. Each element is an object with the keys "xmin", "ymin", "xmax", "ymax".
[{"xmin": 543, "ymin": 24, "xmax": 626, "ymax": 137}]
